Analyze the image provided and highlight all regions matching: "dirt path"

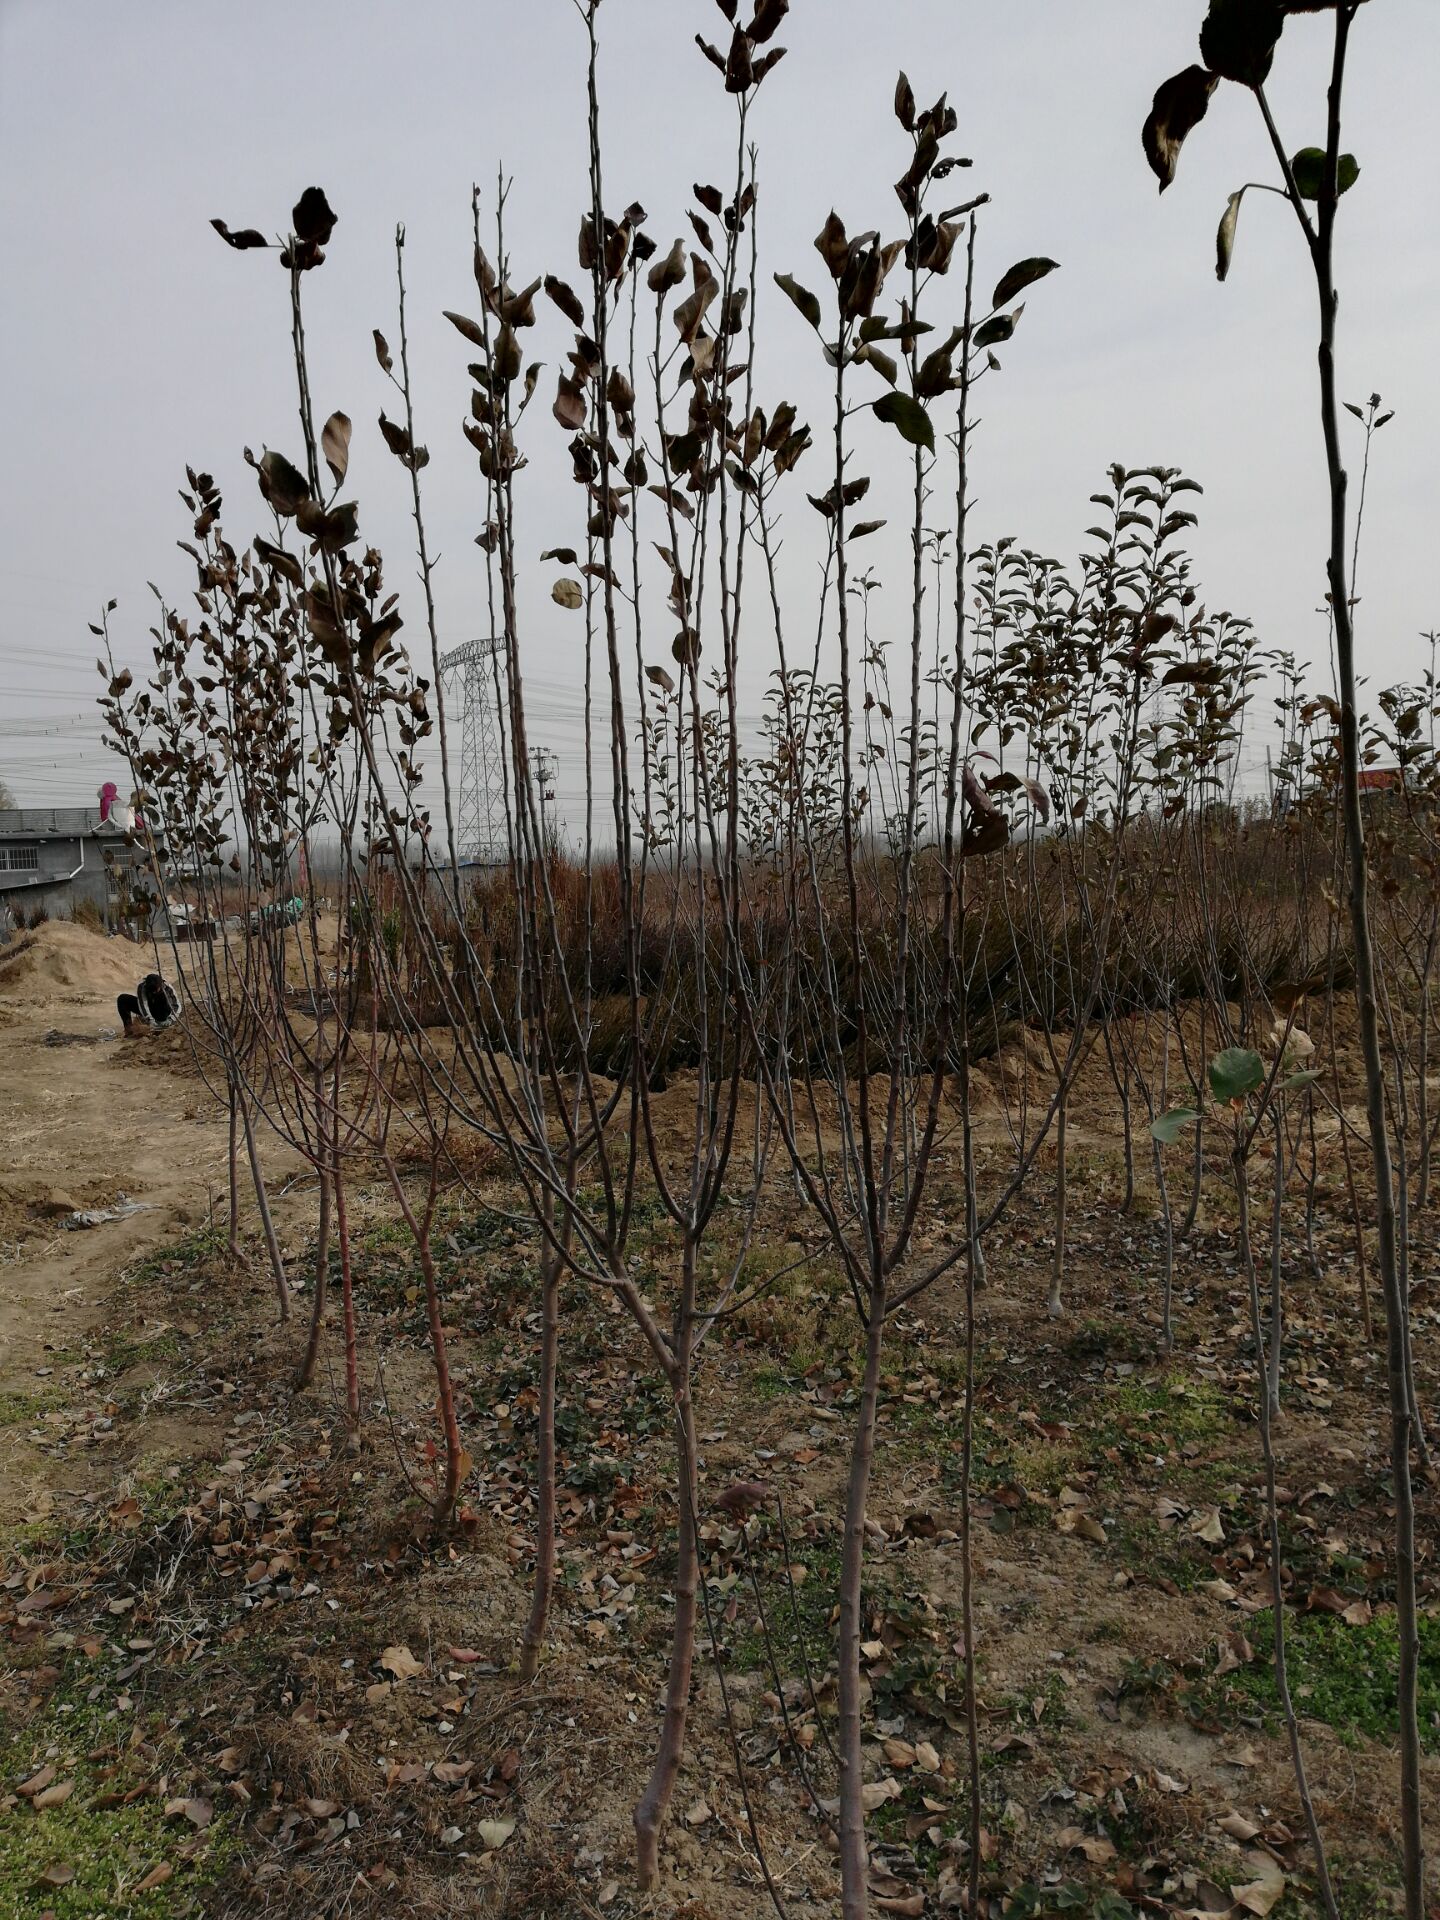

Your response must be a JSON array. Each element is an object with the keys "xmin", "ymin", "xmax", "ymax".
[{"xmin": 0, "ymin": 978, "xmax": 236, "ymax": 1508}]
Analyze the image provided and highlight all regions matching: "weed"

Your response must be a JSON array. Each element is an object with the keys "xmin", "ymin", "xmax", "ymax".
[
  {"xmin": 0, "ymin": 1386, "xmax": 64, "ymax": 1428},
  {"xmin": 1218, "ymin": 1608, "xmax": 1440, "ymax": 1751},
  {"xmin": 728, "ymin": 1540, "xmax": 843, "ymax": 1678},
  {"xmin": 0, "ymin": 1669, "xmax": 236, "ymax": 1918},
  {"xmin": 123, "ymin": 1227, "xmax": 226, "ymax": 1291}
]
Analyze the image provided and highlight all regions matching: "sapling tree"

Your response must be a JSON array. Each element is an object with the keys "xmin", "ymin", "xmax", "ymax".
[
  {"xmin": 1144, "ymin": 4, "xmax": 1426, "ymax": 1904},
  {"xmin": 1157, "ymin": 1036, "xmax": 1338, "ymax": 1919}
]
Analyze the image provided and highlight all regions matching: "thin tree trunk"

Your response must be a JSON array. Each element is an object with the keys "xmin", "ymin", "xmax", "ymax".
[
  {"xmin": 1048, "ymin": 1092, "xmax": 1067, "ymax": 1317},
  {"xmin": 334, "ymin": 1154, "xmax": 360, "ymax": 1437},
  {"xmin": 226, "ymin": 1077, "xmax": 242, "ymax": 1260},
  {"xmin": 836, "ymin": 1289, "xmax": 887, "ymax": 1918},
  {"xmin": 634, "ymin": 1302, "xmax": 698, "ymax": 1889},
  {"xmin": 1267, "ymin": 1113, "xmax": 1286, "ymax": 1421},
  {"xmin": 519, "ymin": 1242, "xmax": 562, "ymax": 1682},
  {"xmin": 1153, "ymin": 1134, "xmax": 1175, "ymax": 1354},
  {"xmin": 241, "ymin": 1096, "xmax": 289, "ymax": 1322},
  {"xmin": 1235, "ymin": 1136, "xmax": 1340, "ymax": 1920},
  {"xmin": 1303, "ymin": 15, "xmax": 1426, "ymax": 1898},
  {"xmin": 297, "ymin": 1165, "xmax": 332, "ymax": 1390}
]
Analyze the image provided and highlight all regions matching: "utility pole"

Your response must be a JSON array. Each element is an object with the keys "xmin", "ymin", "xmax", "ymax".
[{"xmin": 530, "ymin": 747, "xmax": 558, "ymax": 851}]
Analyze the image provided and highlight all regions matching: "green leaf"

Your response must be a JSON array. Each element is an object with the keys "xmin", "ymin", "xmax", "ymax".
[
  {"xmin": 774, "ymin": 272, "xmax": 822, "ymax": 330},
  {"xmin": 1281, "ymin": 1068, "xmax": 1323, "ymax": 1091},
  {"xmin": 1209, "ymin": 1047, "xmax": 1265, "ymax": 1103},
  {"xmin": 991, "ymin": 258, "xmax": 1059, "ymax": 309},
  {"xmin": 1289, "ymin": 148, "xmax": 1360, "ymax": 200},
  {"xmin": 1151, "ymin": 1107, "xmax": 1202, "ymax": 1144},
  {"xmin": 1216, "ymin": 186, "xmax": 1249, "ymax": 282},
  {"xmin": 871, "ymin": 391, "xmax": 934, "ymax": 453}
]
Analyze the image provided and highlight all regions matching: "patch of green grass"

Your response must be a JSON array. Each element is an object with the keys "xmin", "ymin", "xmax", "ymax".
[
  {"xmin": 1219, "ymin": 1608, "xmax": 1440, "ymax": 1751},
  {"xmin": 1108, "ymin": 1516, "xmax": 1211, "ymax": 1594},
  {"xmin": 102, "ymin": 1328, "xmax": 182, "ymax": 1376},
  {"xmin": 1098, "ymin": 1373, "xmax": 1230, "ymax": 1451},
  {"xmin": 0, "ymin": 1671, "xmax": 237, "ymax": 1917},
  {"xmin": 1063, "ymin": 1316, "xmax": 1149, "ymax": 1366},
  {"xmin": 0, "ymin": 1385, "xmax": 64, "ymax": 1428},
  {"xmin": 1272, "ymin": 1858, "xmax": 1404, "ymax": 1919},
  {"xmin": 1004, "ymin": 1883, "xmax": 1138, "ymax": 1918},
  {"xmin": 123, "ymin": 1226, "xmax": 226, "ymax": 1291},
  {"xmin": 750, "ymin": 1363, "xmax": 793, "ymax": 1401},
  {"xmin": 728, "ymin": 1541, "xmax": 843, "ymax": 1678}
]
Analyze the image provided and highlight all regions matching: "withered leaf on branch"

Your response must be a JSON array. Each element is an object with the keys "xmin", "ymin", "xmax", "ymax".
[
  {"xmin": 775, "ymin": 272, "xmax": 822, "ymax": 330},
  {"xmin": 444, "ymin": 310, "xmax": 488, "ymax": 349},
  {"xmin": 292, "ymin": 186, "xmax": 337, "ymax": 246},
  {"xmin": 748, "ymin": 0, "xmax": 788, "ymax": 45},
  {"xmin": 257, "ymin": 450, "xmax": 311, "ymax": 518},
  {"xmin": 649, "ymin": 237, "xmax": 688, "ymax": 294},
  {"xmin": 253, "ymin": 536, "xmax": 303, "ymax": 587},
  {"xmin": 320, "ymin": 411, "xmax": 352, "ymax": 487},
  {"xmin": 501, "ymin": 276, "xmax": 542, "ymax": 327},
  {"xmin": 553, "ymin": 376, "xmax": 587, "ymax": 432},
  {"xmin": 379, "ymin": 412, "xmax": 415, "ymax": 462},
  {"xmin": 1143, "ymin": 66, "xmax": 1220, "ymax": 192},
  {"xmin": 992, "ymin": 257, "xmax": 1059, "ymax": 309},
  {"xmin": 211, "ymin": 219, "xmax": 268, "ymax": 250},
  {"xmin": 1200, "ymin": 0, "xmax": 1287, "ymax": 88},
  {"xmin": 724, "ymin": 27, "xmax": 753, "ymax": 91},
  {"xmin": 544, "ymin": 274, "xmax": 586, "ymax": 326}
]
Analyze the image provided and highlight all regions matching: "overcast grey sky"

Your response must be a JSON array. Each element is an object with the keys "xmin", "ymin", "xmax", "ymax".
[{"xmin": 2, "ymin": 0, "xmax": 1436, "ymax": 827}]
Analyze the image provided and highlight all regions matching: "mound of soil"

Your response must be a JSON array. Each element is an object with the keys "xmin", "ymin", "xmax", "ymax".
[
  {"xmin": 0, "ymin": 921, "xmax": 142, "ymax": 1002},
  {"xmin": 0, "ymin": 1173, "xmax": 88, "ymax": 1247}
]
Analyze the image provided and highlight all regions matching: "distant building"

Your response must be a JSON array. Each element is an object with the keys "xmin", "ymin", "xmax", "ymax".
[
  {"xmin": 1356, "ymin": 766, "xmax": 1405, "ymax": 800},
  {"xmin": 0, "ymin": 806, "xmax": 145, "ymax": 927}
]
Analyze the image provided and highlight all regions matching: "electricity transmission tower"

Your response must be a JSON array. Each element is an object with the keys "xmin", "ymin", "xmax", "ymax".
[{"xmin": 439, "ymin": 638, "xmax": 508, "ymax": 865}]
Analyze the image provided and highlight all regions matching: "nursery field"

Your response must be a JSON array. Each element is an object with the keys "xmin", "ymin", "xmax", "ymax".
[
  {"xmin": 5, "ymin": 0, "xmax": 1438, "ymax": 1915},
  {"xmin": 1, "ymin": 925, "xmax": 1435, "ymax": 1920}
]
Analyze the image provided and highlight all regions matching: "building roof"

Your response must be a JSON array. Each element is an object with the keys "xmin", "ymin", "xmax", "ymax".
[{"xmin": 0, "ymin": 806, "xmax": 120, "ymax": 839}]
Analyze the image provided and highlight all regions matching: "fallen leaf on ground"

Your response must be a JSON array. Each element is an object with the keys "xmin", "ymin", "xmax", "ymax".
[
  {"xmin": 1215, "ymin": 1631, "xmax": 1255, "ymax": 1676},
  {"xmin": 476, "ymin": 1817, "xmax": 515, "ymax": 1850},
  {"xmin": 1190, "ymin": 1505, "xmax": 1226, "ymax": 1544},
  {"xmin": 1231, "ymin": 1851, "xmax": 1286, "ymax": 1915},
  {"xmin": 380, "ymin": 1644, "xmax": 426, "ymax": 1681}
]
